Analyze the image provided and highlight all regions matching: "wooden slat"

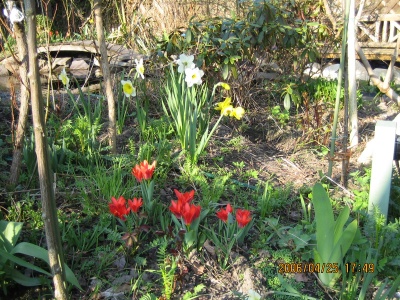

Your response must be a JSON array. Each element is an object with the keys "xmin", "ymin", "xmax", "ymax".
[
  {"xmin": 360, "ymin": 14, "xmax": 400, "ymax": 22},
  {"xmin": 323, "ymin": 47, "xmax": 400, "ymax": 61},
  {"xmin": 358, "ymin": 23, "xmax": 378, "ymax": 42},
  {"xmin": 383, "ymin": 20, "xmax": 388, "ymax": 42}
]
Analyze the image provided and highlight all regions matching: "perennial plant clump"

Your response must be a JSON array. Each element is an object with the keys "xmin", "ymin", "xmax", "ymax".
[
  {"xmin": 211, "ymin": 203, "xmax": 253, "ymax": 268},
  {"xmin": 163, "ymin": 53, "xmax": 245, "ymax": 164}
]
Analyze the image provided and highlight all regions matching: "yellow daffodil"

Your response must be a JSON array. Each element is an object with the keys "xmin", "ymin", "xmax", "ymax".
[
  {"xmin": 58, "ymin": 67, "xmax": 69, "ymax": 89},
  {"xmin": 230, "ymin": 106, "xmax": 245, "ymax": 120},
  {"xmin": 215, "ymin": 97, "xmax": 233, "ymax": 116},
  {"xmin": 121, "ymin": 80, "xmax": 136, "ymax": 97},
  {"xmin": 217, "ymin": 82, "xmax": 231, "ymax": 90},
  {"xmin": 135, "ymin": 58, "xmax": 145, "ymax": 79}
]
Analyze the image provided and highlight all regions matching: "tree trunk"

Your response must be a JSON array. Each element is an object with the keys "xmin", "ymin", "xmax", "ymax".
[
  {"xmin": 94, "ymin": 0, "xmax": 117, "ymax": 154},
  {"xmin": 9, "ymin": 20, "xmax": 30, "ymax": 186},
  {"xmin": 24, "ymin": 1, "xmax": 68, "ymax": 299},
  {"xmin": 348, "ymin": 0, "xmax": 358, "ymax": 148}
]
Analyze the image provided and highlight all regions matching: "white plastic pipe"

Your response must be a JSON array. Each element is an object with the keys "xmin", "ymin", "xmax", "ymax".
[{"xmin": 368, "ymin": 120, "xmax": 396, "ymax": 222}]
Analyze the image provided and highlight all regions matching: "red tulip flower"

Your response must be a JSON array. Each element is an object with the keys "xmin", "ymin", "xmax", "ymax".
[
  {"xmin": 236, "ymin": 209, "xmax": 251, "ymax": 228},
  {"xmin": 216, "ymin": 203, "xmax": 233, "ymax": 222},
  {"xmin": 181, "ymin": 203, "xmax": 201, "ymax": 225},
  {"xmin": 128, "ymin": 198, "xmax": 143, "ymax": 213},
  {"xmin": 132, "ymin": 160, "xmax": 156, "ymax": 182},
  {"xmin": 174, "ymin": 189, "xmax": 194, "ymax": 204},
  {"xmin": 169, "ymin": 200, "xmax": 182, "ymax": 218},
  {"xmin": 109, "ymin": 196, "xmax": 130, "ymax": 220},
  {"xmin": 169, "ymin": 189, "xmax": 195, "ymax": 218}
]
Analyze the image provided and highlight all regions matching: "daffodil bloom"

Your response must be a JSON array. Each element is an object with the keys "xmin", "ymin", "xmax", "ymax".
[
  {"xmin": 215, "ymin": 97, "xmax": 233, "ymax": 116},
  {"xmin": 176, "ymin": 53, "xmax": 195, "ymax": 74},
  {"xmin": 58, "ymin": 68, "xmax": 69, "ymax": 89},
  {"xmin": 121, "ymin": 80, "xmax": 136, "ymax": 97},
  {"xmin": 230, "ymin": 106, "xmax": 245, "ymax": 120},
  {"xmin": 185, "ymin": 67, "xmax": 204, "ymax": 87},
  {"xmin": 135, "ymin": 58, "xmax": 145, "ymax": 79},
  {"xmin": 216, "ymin": 82, "xmax": 231, "ymax": 90}
]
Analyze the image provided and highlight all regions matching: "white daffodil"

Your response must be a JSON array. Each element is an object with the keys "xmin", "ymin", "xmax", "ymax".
[
  {"xmin": 184, "ymin": 67, "xmax": 204, "ymax": 88},
  {"xmin": 121, "ymin": 80, "xmax": 136, "ymax": 97},
  {"xmin": 58, "ymin": 68, "xmax": 69, "ymax": 89},
  {"xmin": 135, "ymin": 58, "xmax": 145, "ymax": 79},
  {"xmin": 176, "ymin": 54, "xmax": 195, "ymax": 74},
  {"xmin": 247, "ymin": 289, "xmax": 261, "ymax": 300}
]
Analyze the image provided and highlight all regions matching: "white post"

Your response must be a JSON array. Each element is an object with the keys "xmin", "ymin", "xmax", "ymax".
[{"xmin": 368, "ymin": 121, "xmax": 396, "ymax": 222}]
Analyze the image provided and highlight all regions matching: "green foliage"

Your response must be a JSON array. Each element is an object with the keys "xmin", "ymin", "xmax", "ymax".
[
  {"xmin": 208, "ymin": 212, "xmax": 254, "ymax": 269},
  {"xmin": 255, "ymin": 183, "xmax": 293, "ymax": 218},
  {"xmin": 346, "ymin": 169, "xmax": 371, "ymax": 211},
  {"xmin": 22, "ymin": 130, "xmax": 37, "ymax": 179},
  {"xmin": 0, "ymin": 220, "xmax": 81, "ymax": 294},
  {"xmin": 197, "ymin": 172, "xmax": 231, "ymax": 208},
  {"xmin": 162, "ymin": 64, "xmax": 208, "ymax": 164},
  {"xmin": 262, "ymin": 217, "xmax": 313, "ymax": 261},
  {"xmin": 65, "ymin": 84, "xmax": 104, "ymax": 159},
  {"xmin": 271, "ymin": 106, "xmax": 289, "ymax": 125},
  {"xmin": 162, "ymin": 64, "xmax": 228, "ymax": 164},
  {"xmin": 158, "ymin": 1, "xmax": 329, "ymax": 79},
  {"xmin": 182, "ymin": 284, "xmax": 206, "ymax": 300},
  {"xmin": 157, "ymin": 241, "xmax": 177, "ymax": 300},
  {"xmin": 312, "ymin": 183, "xmax": 358, "ymax": 288},
  {"xmin": 75, "ymin": 156, "xmax": 137, "ymax": 214},
  {"xmin": 363, "ymin": 215, "xmax": 400, "ymax": 278}
]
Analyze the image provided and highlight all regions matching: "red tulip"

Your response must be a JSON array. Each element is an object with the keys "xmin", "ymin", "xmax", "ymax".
[
  {"xmin": 169, "ymin": 189, "xmax": 195, "ymax": 218},
  {"xmin": 128, "ymin": 198, "xmax": 143, "ymax": 213},
  {"xmin": 236, "ymin": 209, "xmax": 251, "ymax": 228},
  {"xmin": 216, "ymin": 203, "xmax": 233, "ymax": 222},
  {"xmin": 132, "ymin": 160, "xmax": 156, "ymax": 182},
  {"xmin": 169, "ymin": 200, "xmax": 182, "ymax": 218},
  {"xmin": 109, "ymin": 196, "xmax": 130, "ymax": 220},
  {"xmin": 181, "ymin": 203, "xmax": 201, "ymax": 225},
  {"xmin": 174, "ymin": 189, "xmax": 195, "ymax": 204}
]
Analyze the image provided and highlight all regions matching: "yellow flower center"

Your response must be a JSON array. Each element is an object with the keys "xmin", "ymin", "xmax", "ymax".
[
  {"xmin": 139, "ymin": 66, "xmax": 144, "ymax": 74},
  {"xmin": 123, "ymin": 84, "xmax": 133, "ymax": 95}
]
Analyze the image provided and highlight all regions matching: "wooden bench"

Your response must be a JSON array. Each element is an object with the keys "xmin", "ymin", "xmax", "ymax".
[{"xmin": 324, "ymin": 14, "xmax": 400, "ymax": 61}]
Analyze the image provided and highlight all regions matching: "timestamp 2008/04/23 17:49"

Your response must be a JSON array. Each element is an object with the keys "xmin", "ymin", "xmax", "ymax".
[{"xmin": 278, "ymin": 263, "xmax": 375, "ymax": 274}]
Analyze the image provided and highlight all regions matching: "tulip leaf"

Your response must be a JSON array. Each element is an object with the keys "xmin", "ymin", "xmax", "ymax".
[
  {"xmin": 0, "ymin": 248, "xmax": 52, "ymax": 277},
  {"xmin": 333, "ymin": 205, "xmax": 350, "ymax": 245},
  {"xmin": 0, "ymin": 220, "xmax": 23, "ymax": 251},
  {"xmin": 312, "ymin": 183, "xmax": 334, "ymax": 262},
  {"xmin": 329, "ymin": 219, "xmax": 358, "ymax": 265},
  {"xmin": 11, "ymin": 242, "xmax": 82, "ymax": 290},
  {"xmin": 9, "ymin": 269, "xmax": 49, "ymax": 287}
]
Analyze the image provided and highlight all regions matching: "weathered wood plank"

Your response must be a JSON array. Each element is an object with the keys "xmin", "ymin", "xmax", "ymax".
[
  {"xmin": 324, "ymin": 47, "xmax": 400, "ymax": 61},
  {"xmin": 1, "ymin": 41, "xmax": 145, "ymax": 75}
]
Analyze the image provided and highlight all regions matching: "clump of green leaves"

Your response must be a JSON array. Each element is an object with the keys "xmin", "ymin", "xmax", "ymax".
[
  {"xmin": 312, "ymin": 183, "xmax": 358, "ymax": 288},
  {"xmin": 158, "ymin": 1, "xmax": 330, "ymax": 79},
  {"xmin": 0, "ymin": 220, "xmax": 81, "ymax": 294}
]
